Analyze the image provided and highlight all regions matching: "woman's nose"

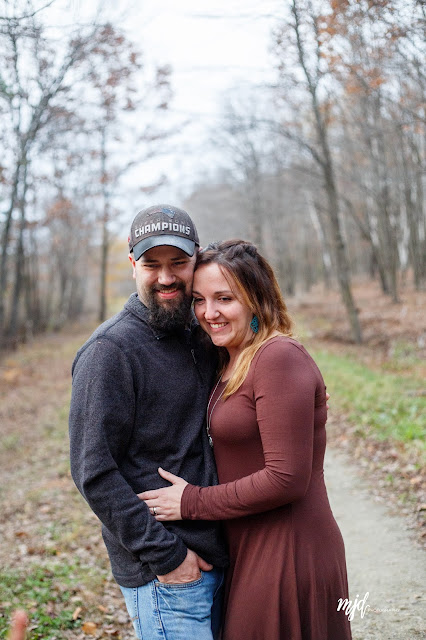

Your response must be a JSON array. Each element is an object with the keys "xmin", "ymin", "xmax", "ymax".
[{"xmin": 204, "ymin": 301, "xmax": 220, "ymax": 320}]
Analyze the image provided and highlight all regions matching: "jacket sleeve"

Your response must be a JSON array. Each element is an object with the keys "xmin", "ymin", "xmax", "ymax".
[
  {"xmin": 69, "ymin": 337, "xmax": 187, "ymax": 576},
  {"xmin": 181, "ymin": 341, "xmax": 324, "ymax": 520}
]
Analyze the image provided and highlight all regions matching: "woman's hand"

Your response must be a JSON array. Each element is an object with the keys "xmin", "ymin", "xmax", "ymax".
[{"xmin": 138, "ymin": 468, "xmax": 188, "ymax": 521}]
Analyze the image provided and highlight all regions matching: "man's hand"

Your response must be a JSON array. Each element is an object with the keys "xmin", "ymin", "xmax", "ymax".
[{"xmin": 157, "ymin": 548, "xmax": 213, "ymax": 584}]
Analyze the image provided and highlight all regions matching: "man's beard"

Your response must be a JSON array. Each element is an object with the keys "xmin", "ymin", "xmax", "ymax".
[{"xmin": 145, "ymin": 283, "xmax": 193, "ymax": 332}]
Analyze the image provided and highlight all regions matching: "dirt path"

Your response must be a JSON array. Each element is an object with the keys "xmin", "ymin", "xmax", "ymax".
[
  {"xmin": 325, "ymin": 448, "xmax": 426, "ymax": 639},
  {"xmin": 0, "ymin": 326, "xmax": 425, "ymax": 639}
]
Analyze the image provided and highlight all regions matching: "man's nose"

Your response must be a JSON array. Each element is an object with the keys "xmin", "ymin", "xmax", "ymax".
[{"xmin": 157, "ymin": 267, "xmax": 176, "ymax": 286}]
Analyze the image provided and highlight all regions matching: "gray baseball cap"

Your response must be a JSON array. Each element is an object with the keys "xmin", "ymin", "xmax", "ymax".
[{"xmin": 128, "ymin": 204, "xmax": 199, "ymax": 260}]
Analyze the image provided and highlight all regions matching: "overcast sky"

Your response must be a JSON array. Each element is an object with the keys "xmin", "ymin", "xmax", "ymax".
[
  {"xmin": 128, "ymin": 1, "xmax": 282, "ymax": 202},
  {"xmin": 69, "ymin": 0, "xmax": 283, "ymax": 203},
  {"xmin": 131, "ymin": 1, "xmax": 279, "ymax": 114}
]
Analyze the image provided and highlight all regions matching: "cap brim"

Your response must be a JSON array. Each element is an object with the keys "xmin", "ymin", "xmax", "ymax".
[{"xmin": 133, "ymin": 235, "xmax": 196, "ymax": 260}]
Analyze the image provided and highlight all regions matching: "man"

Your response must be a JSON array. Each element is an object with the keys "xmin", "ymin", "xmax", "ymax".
[{"xmin": 69, "ymin": 204, "xmax": 228, "ymax": 640}]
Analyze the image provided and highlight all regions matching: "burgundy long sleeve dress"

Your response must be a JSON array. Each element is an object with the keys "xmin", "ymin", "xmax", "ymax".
[{"xmin": 181, "ymin": 337, "xmax": 352, "ymax": 640}]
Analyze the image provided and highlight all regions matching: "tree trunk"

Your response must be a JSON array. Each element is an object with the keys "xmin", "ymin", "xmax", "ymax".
[
  {"xmin": 6, "ymin": 183, "xmax": 27, "ymax": 340},
  {"xmin": 313, "ymin": 92, "xmax": 362, "ymax": 341},
  {"xmin": 289, "ymin": 0, "xmax": 362, "ymax": 342},
  {"xmin": 401, "ymin": 133, "xmax": 426, "ymax": 290},
  {"xmin": 0, "ymin": 162, "xmax": 21, "ymax": 337},
  {"xmin": 99, "ymin": 128, "xmax": 109, "ymax": 323},
  {"xmin": 306, "ymin": 196, "xmax": 332, "ymax": 289},
  {"xmin": 324, "ymin": 168, "xmax": 362, "ymax": 343}
]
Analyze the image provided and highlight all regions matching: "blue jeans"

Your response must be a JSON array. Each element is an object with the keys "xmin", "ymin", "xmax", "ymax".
[{"xmin": 120, "ymin": 567, "xmax": 224, "ymax": 640}]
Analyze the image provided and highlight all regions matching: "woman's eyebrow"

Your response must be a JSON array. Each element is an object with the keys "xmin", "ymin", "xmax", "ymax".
[{"xmin": 192, "ymin": 289, "xmax": 233, "ymax": 295}]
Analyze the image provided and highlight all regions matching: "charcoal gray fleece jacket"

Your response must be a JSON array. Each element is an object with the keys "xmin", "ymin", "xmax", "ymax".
[{"xmin": 69, "ymin": 293, "xmax": 228, "ymax": 587}]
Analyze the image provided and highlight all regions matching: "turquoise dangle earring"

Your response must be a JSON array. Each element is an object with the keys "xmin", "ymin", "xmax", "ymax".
[{"xmin": 250, "ymin": 315, "xmax": 259, "ymax": 334}]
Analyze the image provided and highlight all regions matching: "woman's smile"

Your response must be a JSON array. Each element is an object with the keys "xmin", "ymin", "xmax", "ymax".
[{"xmin": 208, "ymin": 321, "xmax": 228, "ymax": 330}]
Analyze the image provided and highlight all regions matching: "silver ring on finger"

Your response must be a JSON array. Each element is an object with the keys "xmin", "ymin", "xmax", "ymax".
[{"xmin": 153, "ymin": 506, "xmax": 157, "ymax": 516}]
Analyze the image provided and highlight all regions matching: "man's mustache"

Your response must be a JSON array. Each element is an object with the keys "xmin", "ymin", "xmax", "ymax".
[{"xmin": 152, "ymin": 283, "xmax": 185, "ymax": 293}]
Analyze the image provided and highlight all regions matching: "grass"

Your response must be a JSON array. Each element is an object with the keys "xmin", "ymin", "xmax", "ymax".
[
  {"xmin": 0, "ymin": 434, "xmax": 20, "ymax": 453},
  {"xmin": 0, "ymin": 563, "xmax": 80, "ymax": 639},
  {"xmin": 384, "ymin": 338, "xmax": 425, "ymax": 375},
  {"xmin": 310, "ymin": 348, "xmax": 426, "ymax": 451},
  {"xmin": 0, "ymin": 560, "xmax": 108, "ymax": 639}
]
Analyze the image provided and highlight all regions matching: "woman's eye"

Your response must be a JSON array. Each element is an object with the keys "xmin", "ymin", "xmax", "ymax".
[
  {"xmin": 219, "ymin": 297, "xmax": 232, "ymax": 302},
  {"xmin": 193, "ymin": 297, "xmax": 204, "ymax": 304}
]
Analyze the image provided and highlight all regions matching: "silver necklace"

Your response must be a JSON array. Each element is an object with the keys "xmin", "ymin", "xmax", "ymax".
[{"xmin": 206, "ymin": 375, "xmax": 225, "ymax": 448}]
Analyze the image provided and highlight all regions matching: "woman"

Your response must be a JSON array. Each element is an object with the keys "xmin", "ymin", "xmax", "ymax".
[{"xmin": 140, "ymin": 240, "xmax": 352, "ymax": 640}]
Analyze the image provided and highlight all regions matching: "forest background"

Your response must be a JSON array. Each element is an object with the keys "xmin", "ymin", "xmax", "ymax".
[
  {"xmin": 0, "ymin": 0, "xmax": 425, "ymax": 638},
  {"xmin": 0, "ymin": 0, "xmax": 425, "ymax": 344}
]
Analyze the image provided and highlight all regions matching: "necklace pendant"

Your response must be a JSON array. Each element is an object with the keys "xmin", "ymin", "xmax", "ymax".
[{"xmin": 206, "ymin": 374, "xmax": 223, "ymax": 451}]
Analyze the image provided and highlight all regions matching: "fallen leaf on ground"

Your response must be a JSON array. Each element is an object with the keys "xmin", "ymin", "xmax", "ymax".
[
  {"xmin": 73, "ymin": 606, "xmax": 83, "ymax": 620},
  {"xmin": 82, "ymin": 621, "xmax": 98, "ymax": 635}
]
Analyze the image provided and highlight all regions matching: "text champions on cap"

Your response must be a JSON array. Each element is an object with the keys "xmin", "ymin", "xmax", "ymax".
[{"xmin": 134, "ymin": 221, "xmax": 192, "ymax": 238}]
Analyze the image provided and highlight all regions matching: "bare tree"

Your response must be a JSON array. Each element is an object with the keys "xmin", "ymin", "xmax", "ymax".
[
  {"xmin": 81, "ymin": 24, "xmax": 173, "ymax": 322},
  {"xmin": 0, "ymin": 3, "xmax": 175, "ymax": 345},
  {"xmin": 319, "ymin": 0, "xmax": 425, "ymax": 297},
  {"xmin": 0, "ymin": 0, "xmax": 102, "ymax": 344},
  {"xmin": 210, "ymin": 92, "xmax": 276, "ymax": 249},
  {"xmin": 272, "ymin": 0, "xmax": 362, "ymax": 342}
]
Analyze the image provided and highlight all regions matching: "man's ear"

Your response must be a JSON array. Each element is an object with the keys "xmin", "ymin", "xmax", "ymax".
[{"xmin": 129, "ymin": 253, "xmax": 136, "ymax": 279}]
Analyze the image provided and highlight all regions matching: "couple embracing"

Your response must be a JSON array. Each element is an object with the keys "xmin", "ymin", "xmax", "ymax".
[{"xmin": 69, "ymin": 204, "xmax": 352, "ymax": 640}]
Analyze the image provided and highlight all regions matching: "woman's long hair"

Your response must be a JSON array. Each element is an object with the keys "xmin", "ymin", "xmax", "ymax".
[{"xmin": 195, "ymin": 240, "xmax": 293, "ymax": 398}]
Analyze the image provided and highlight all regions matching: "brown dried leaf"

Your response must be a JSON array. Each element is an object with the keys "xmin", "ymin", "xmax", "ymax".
[
  {"xmin": 72, "ymin": 606, "xmax": 83, "ymax": 620},
  {"xmin": 2, "ymin": 368, "xmax": 21, "ymax": 384},
  {"xmin": 39, "ymin": 505, "xmax": 51, "ymax": 513},
  {"xmin": 82, "ymin": 621, "xmax": 98, "ymax": 635}
]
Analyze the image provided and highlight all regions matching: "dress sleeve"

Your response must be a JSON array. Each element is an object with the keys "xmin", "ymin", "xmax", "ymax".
[{"xmin": 181, "ymin": 341, "xmax": 321, "ymax": 520}]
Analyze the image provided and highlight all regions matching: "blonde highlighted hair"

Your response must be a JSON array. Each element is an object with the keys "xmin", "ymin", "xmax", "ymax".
[{"xmin": 195, "ymin": 240, "xmax": 293, "ymax": 398}]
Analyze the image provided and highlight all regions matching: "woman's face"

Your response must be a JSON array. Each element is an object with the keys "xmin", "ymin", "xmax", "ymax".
[{"xmin": 193, "ymin": 263, "xmax": 253, "ymax": 355}]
